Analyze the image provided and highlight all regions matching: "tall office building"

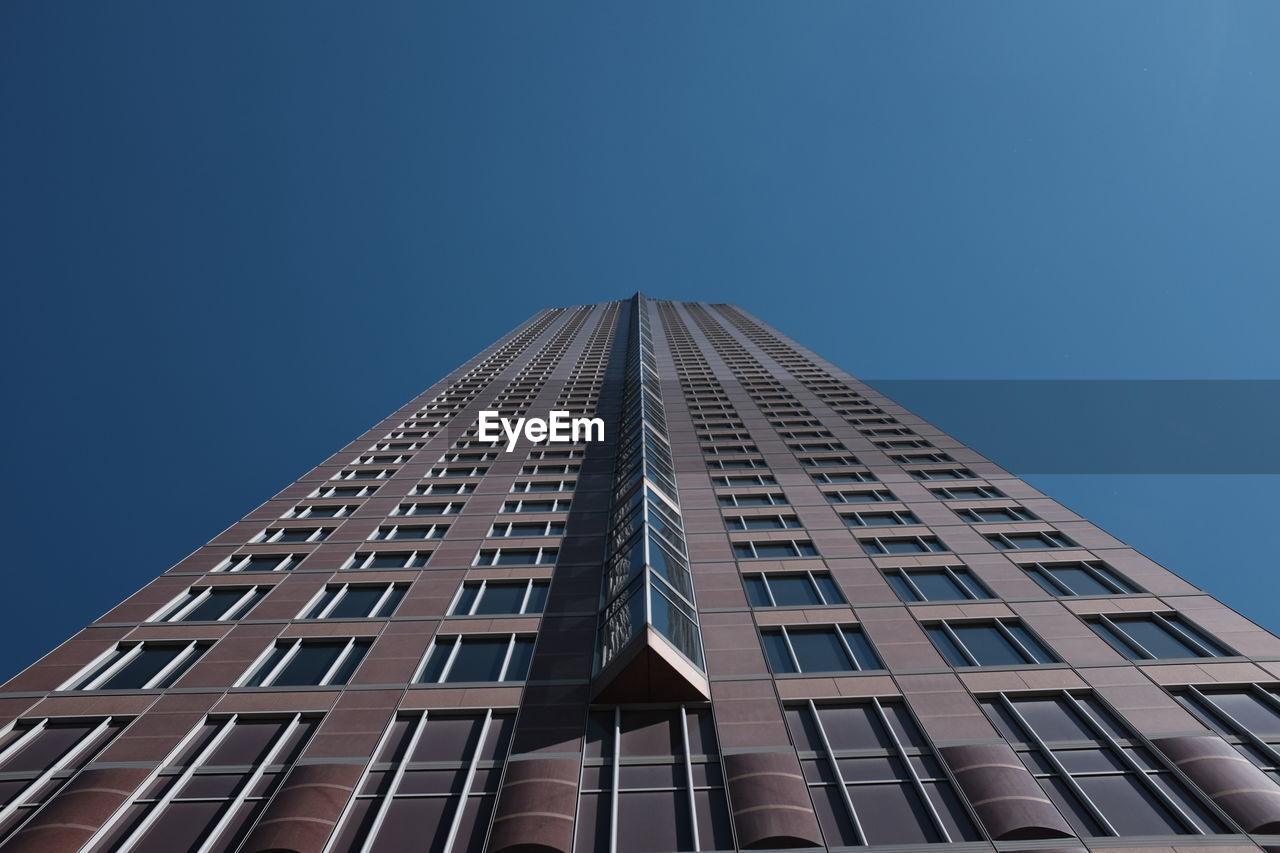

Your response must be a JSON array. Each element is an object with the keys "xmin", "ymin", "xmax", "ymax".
[{"xmin": 2, "ymin": 294, "xmax": 1280, "ymax": 853}]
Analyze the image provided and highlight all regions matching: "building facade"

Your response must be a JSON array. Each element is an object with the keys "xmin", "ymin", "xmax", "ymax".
[{"xmin": 2, "ymin": 295, "xmax": 1280, "ymax": 853}]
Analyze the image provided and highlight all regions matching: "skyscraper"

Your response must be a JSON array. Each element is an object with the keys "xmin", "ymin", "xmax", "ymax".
[{"xmin": 2, "ymin": 294, "xmax": 1279, "ymax": 853}]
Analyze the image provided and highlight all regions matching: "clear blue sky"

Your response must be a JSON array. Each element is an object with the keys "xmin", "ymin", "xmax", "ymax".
[{"xmin": 2, "ymin": 1, "xmax": 1277, "ymax": 679}]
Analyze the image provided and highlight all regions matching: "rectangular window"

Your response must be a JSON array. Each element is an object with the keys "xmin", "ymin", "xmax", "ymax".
[
  {"xmin": 0, "ymin": 718, "xmax": 128, "ymax": 844},
  {"xmin": 825, "ymin": 489, "xmax": 895, "ymax": 504},
  {"xmin": 1023, "ymin": 560, "xmax": 1140, "ymax": 596},
  {"xmin": 784, "ymin": 699, "xmax": 982, "ymax": 845},
  {"xmin": 252, "ymin": 527, "xmax": 331, "ymax": 544},
  {"xmin": 1087, "ymin": 613, "xmax": 1232, "ymax": 660},
  {"xmin": 473, "ymin": 548, "xmax": 557, "ymax": 567},
  {"xmin": 392, "ymin": 502, "xmax": 464, "ymax": 516},
  {"xmin": 885, "ymin": 566, "xmax": 992, "ymax": 602},
  {"xmin": 153, "ymin": 587, "xmax": 266, "ymax": 622},
  {"xmin": 448, "ymin": 580, "xmax": 549, "ymax": 616},
  {"xmin": 733, "ymin": 540, "xmax": 819, "ymax": 559},
  {"xmin": 333, "ymin": 468, "xmax": 396, "ymax": 480},
  {"xmin": 930, "ymin": 485, "xmax": 1003, "ymax": 500},
  {"xmin": 1174, "ymin": 686, "xmax": 1280, "ymax": 778},
  {"xmin": 811, "ymin": 471, "xmax": 878, "ymax": 484},
  {"xmin": 412, "ymin": 482, "xmax": 477, "ymax": 496},
  {"xmin": 84, "ymin": 714, "xmax": 319, "ymax": 853},
  {"xmin": 216, "ymin": 554, "xmax": 296, "ymax": 573},
  {"xmin": 302, "ymin": 584, "xmax": 407, "ymax": 619},
  {"xmin": 241, "ymin": 638, "xmax": 371, "ymax": 687},
  {"xmin": 577, "ymin": 706, "xmax": 733, "ymax": 853},
  {"xmin": 925, "ymin": 619, "xmax": 1058, "ymax": 666},
  {"xmin": 981, "ymin": 691, "xmax": 1227, "ymax": 836},
  {"xmin": 501, "ymin": 499, "xmax": 570, "ymax": 513},
  {"xmin": 953, "ymin": 506, "xmax": 1037, "ymax": 523},
  {"xmin": 370, "ymin": 524, "xmax": 448, "ymax": 541},
  {"xmin": 309, "ymin": 484, "xmax": 379, "ymax": 498},
  {"xmin": 706, "ymin": 458, "xmax": 767, "ymax": 470},
  {"xmin": 800, "ymin": 455, "xmax": 862, "ymax": 468},
  {"xmin": 717, "ymin": 492, "xmax": 789, "ymax": 507},
  {"xmin": 744, "ymin": 572, "xmax": 845, "ymax": 607},
  {"xmin": 510, "ymin": 479, "xmax": 576, "ymax": 493},
  {"xmin": 519, "ymin": 463, "xmax": 578, "ymax": 475},
  {"xmin": 725, "ymin": 515, "xmax": 802, "ymax": 531},
  {"xmin": 841, "ymin": 510, "xmax": 918, "ymax": 527},
  {"xmin": 873, "ymin": 438, "xmax": 932, "ymax": 448},
  {"xmin": 859, "ymin": 536, "xmax": 948, "ymax": 555},
  {"xmin": 761, "ymin": 625, "xmax": 883, "ymax": 674},
  {"xmin": 416, "ymin": 635, "xmax": 534, "ymax": 683},
  {"xmin": 68, "ymin": 641, "xmax": 209, "ymax": 690},
  {"xmin": 890, "ymin": 452, "xmax": 954, "ymax": 464},
  {"xmin": 283, "ymin": 504, "xmax": 355, "ymax": 519},
  {"xmin": 909, "ymin": 468, "xmax": 976, "ymax": 481},
  {"xmin": 346, "ymin": 550, "xmax": 431, "ymax": 569},
  {"xmin": 488, "ymin": 521, "xmax": 566, "ymax": 537},
  {"xmin": 427, "ymin": 466, "xmax": 489, "ymax": 478},
  {"xmin": 712, "ymin": 474, "xmax": 777, "ymax": 487},
  {"xmin": 985, "ymin": 531, "xmax": 1073, "ymax": 550},
  {"xmin": 328, "ymin": 710, "xmax": 514, "ymax": 853}
]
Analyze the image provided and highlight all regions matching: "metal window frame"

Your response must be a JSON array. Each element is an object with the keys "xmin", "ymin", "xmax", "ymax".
[{"xmin": 156, "ymin": 586, "xmax": 262, "ymax": 623}]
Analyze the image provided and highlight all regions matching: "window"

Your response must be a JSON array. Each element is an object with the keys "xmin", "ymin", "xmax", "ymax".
[
  {"xmin": 283, "ymin": 504, "xmax": 355, "ymax": 519},
  {"xmin": 252, "ymin": 527, "xmax": 330, "ymax": 544},
  {"xmin": 1087, "ymin": 613, "xmax": 1232, "ymax": 660},
  {"xmin": 842, "ymin": 510, "xmax": 918, "ymax": 526},
  {"xmin": 370, "ymin": 524, "xmax": 448, "ymax": 541},
  {"xmin": 488, "ymin": 521, "xmax": 565, "ymax": 537},
  {"xmin": 416, "ymin": 635, "xmax": 534, "ymax": 683},
  {"xmin": 908, "ymin": 468, "xmax": 976, "ymax": 481},
  {"xmin": 732, "ymin": 540, "xmax": 818, "ymax": 559},
  {"xmin": 706, "ymin": 458, "xmax": 767, "ymax": 470},
  {"xmin": 577, "ymin": 707, "xmax": 733, "ymax": 853},
  {"xmin": 711, "ymin": 474, "xmax": 777, "ymax": 487},
  {"xmin": 801, "ymin": 455, "xmax": 862, "ymax": 468},
  {"xmin": 85, "ymin": 715, "xmax": 319, "ymax": 853},
  {"xmin": 981, "ymin": 691, "xmax": 1227, "ymax": 836},
  {"xmin": 449, "ymin": 580, "xmax": 549, "ymax": 615},
  {"xmin": 930, "ymin": 485, "xmax": 1003, "ymax": 500},
  {"xmin": 427, "ymin": 466, "xmax": 488, "ymax": 478},
  {"xmin": 333, "ymin": 468, "xmax": 396, "ymax": 480},
  {"xmin": 744, "ymin": 572, "xmax": 845, "ymax": 606},
  {"xmin": 510, "ymin": 479, "xmax": 576, "ymax": 493},
  {"xmin": 393, "ymin": 502, "xmax": 464, "ymax": 516},
  {"xmin": 1173, "ymin": 685, "xmax": 1280, "ymax": 778},
  {"xmin": 309, "ymin": 484, "xmax": 379, "ymax": 498},
  {"xmin": 68, "ymin": 641, "xmax": 208, "ymax": 690},
  {"xmin": 346, "ymin": 550, "xmax": 431, "ymax": 569},
  {"xmin": 785, "ymin": 699, "xmax": 982, "ymax": 845},
  {"xmin": 328, "ymin": 710, "xmax": 514, "ymax": 853},
  {"xmin": 216, "ymin": 554, "xmax": 296, "ymax": 573},
  {"xmin": 501, "ymin": 499, "xmax": 570, "ymax": 513},
  {"xmin": 985, "ymin": 531, "xmax": 1073, "ymax": 550},
  {"xmin": 812, "ymin": 471, "xmax": 878, "ymax": 484},
  {"xmin": 926, "ymin": 619, "xmax": 1058, "ymax": 666},
  {"xmin": 241, "ymin": 638, "xmax": 371, "ymax": 687},
  {"xmin": 1023, "ymin": 561, "xmax": 1140, "ymax": 596},
  {"xmin": 717, "ymin": 492, "xmax": 788, "ymax": 507},
  {"xmin": 873, "ymin": 438, "xmax": 931, "ymax": 448},
  {"xmin": 954, "ymin": 506, "xmax": 1037, "ymax": 523},
  {"xmin": 825, "ymin": 489, "xmax": 895, "ymax": 504},
  {"xmin": 520, "ymin": 463, "xmax": 578, "ymax": 475},
  {"xmin": 474, "ymin": 547, "xmax": 557, "ymax": 566},
  {"xmin": 725, "ymin": 514, "xmax": 802, "ymax": 531},
  {"xmin": 859, "ymin": 535, "xmax": 948, "ymax": 555},
  {"xmin": 302, "ymin": 583, "xmax": 407, "ymax": 619},
  {"xmin": 0, "ymin": 717, "xmax": 128, "ymax": 843},
  {"xmin": 884, "ymin": 566, "xmax": 992, "ymax": 602},
  {"xmin": 761, "ymin": 625, "xmax": 882, "ymax": 674},
  {"xmin": 890, "ymin": 452, "xmax": 954, "ymax": 464},
  {"xmin": 412, "ymin": 482, "xmax": 477, "ymax": 496},
  {"xmin": 153, "ymin": 587, "xmax": 266, "ymax": 622}
]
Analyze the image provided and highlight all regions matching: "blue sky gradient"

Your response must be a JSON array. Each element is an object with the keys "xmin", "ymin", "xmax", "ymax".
[{"xmin": 2, "ymin": 1, "xmax": 1277, "ymax": 678}]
